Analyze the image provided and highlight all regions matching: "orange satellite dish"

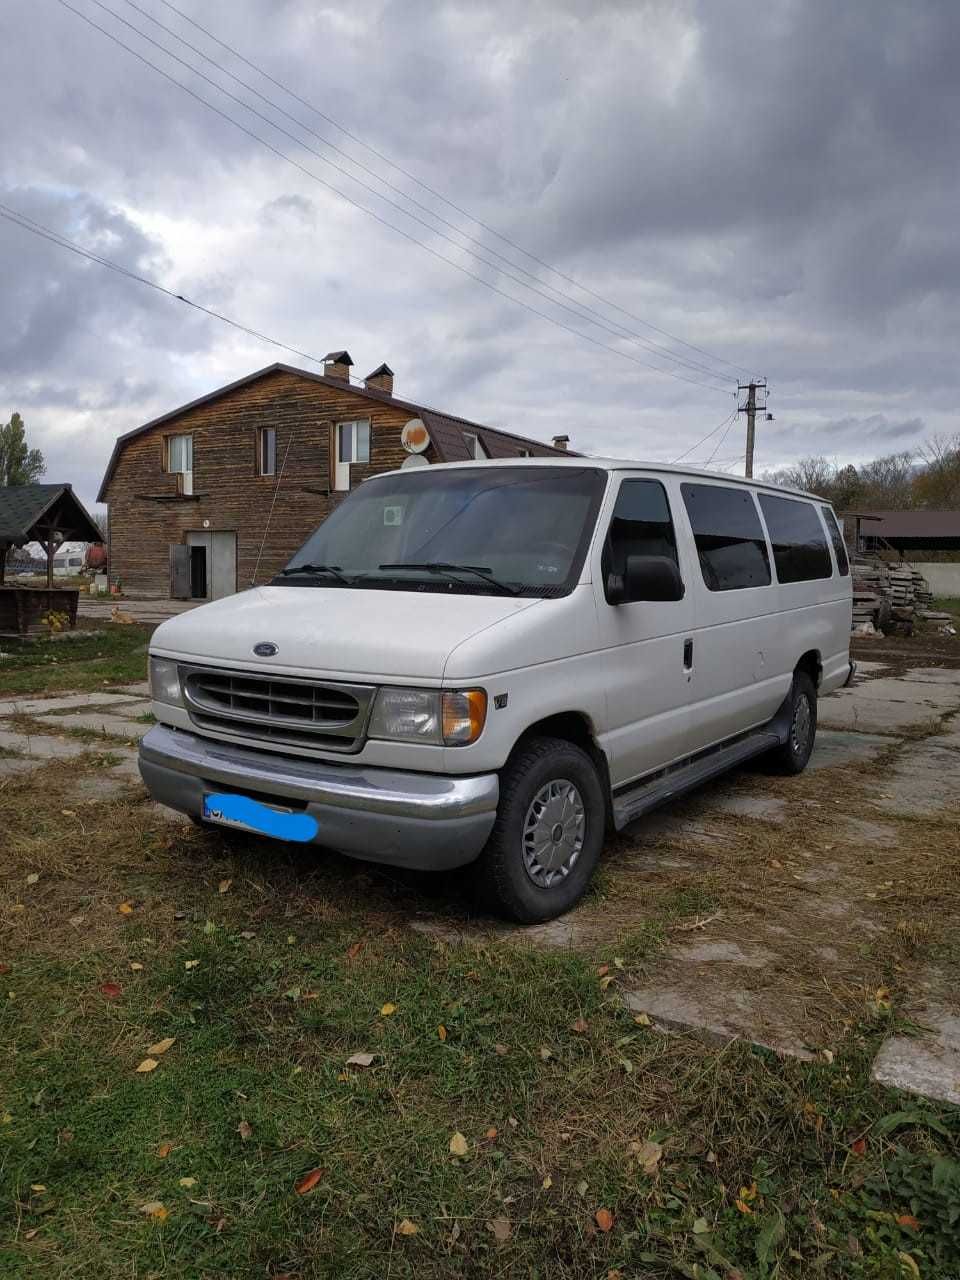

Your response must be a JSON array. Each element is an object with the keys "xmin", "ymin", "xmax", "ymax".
[{"xmin": 401, "ymin": 419, "xmax": 430, "ymax": 454}]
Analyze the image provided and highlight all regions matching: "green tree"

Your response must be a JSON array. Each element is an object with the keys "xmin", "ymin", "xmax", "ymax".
[{"xmin": 0, "ymin": 412, "xmax": 46, "ymax": 486}]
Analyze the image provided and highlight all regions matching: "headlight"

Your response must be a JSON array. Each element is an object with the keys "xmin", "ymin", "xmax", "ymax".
[
  {"xmin": 369, "ymin": 687, "xmax": 486, "ymax": 747},
  {"xmin": 149, "ymin": 656, "xmax": 184, "ymax": 707}
]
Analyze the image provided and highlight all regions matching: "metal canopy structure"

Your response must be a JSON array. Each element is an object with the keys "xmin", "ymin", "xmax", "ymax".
[{"xmin": 0, "ymin": 484, "xmax": 102, "ymax": 586}]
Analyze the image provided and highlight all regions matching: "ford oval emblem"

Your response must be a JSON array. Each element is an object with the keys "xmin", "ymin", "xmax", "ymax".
[{"xmin": 253, "ymin": 642, "xmax": 278, "ymax": 657}]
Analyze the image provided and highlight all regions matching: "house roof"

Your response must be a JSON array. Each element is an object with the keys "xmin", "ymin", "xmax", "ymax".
[
  {"xmin": 97, "ymin": 362, "xmax": 575, "ymax": 501},
  {"xmin": 852, "ymin": 509, "xmax": 960, "ymax": 547},
  {"xmin": 0, "ymin": 484, "xmax": 103, "ymax": 547}
]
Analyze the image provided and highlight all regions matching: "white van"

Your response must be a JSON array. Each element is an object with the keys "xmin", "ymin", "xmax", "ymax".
[{"xmin": 141, "ymin": 459, "xmax": 853, "ymax": 922}]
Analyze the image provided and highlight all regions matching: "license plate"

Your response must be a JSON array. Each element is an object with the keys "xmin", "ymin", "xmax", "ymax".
[{"xmin": 202, "ymin": 792, "xmax": 319, "ymax": 843}]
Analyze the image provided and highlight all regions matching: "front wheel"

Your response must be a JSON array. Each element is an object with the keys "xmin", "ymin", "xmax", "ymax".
[
  {"xmin": 768, "ymin": 671, "xmax": 817, "ymax": 775},
  {"xmin": 473, "ymin": 736, "xmax": 606, "ymax": 923}
]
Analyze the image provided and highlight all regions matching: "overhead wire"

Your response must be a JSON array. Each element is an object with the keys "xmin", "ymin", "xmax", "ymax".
[
  {"xmin": 670, "ymin": 403, "xmax": 738, "ymax": 464},
  {"xmin": 152, "ymin": 0, "xmax": 755, "ymax": 381},
  {"xmin": 51, "ymin": 0, "xmax": 734, "ymax": 396},
  {"xmin": 114, "ymin": 0, "xmax": 738, "ymax": 386}
]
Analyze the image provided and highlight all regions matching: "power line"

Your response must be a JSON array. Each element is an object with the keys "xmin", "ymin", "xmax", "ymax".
[
  {"xmin": 153, "ymin": 0, "xmax": 754, "ymax": 382},
  {"xmin": 703, "ymin": 411, "xmax": 738, "ymax": 466},
  {"xmin": 671, "ymin": 404, "xmax": 738, "ymax": 464},
  {"xmin": 52, "ymin": 0, "xmax": 732, "ymax": 396},
  {"xmin": 76, "ymin": 0, "xmax": 734, "ymax": 391},
  {"xmin": 114, "ymin": 0, "xmax": 738, "ymax": 387}
]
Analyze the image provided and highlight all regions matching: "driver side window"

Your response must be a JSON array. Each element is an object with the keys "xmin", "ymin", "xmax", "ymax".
[{"xmin": 602, "ymin": 479, "xmax": 681, "ymax": 603}]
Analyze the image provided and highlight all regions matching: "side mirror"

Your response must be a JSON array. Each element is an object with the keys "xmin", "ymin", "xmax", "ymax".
[{"xmin": 607, "ymin": 554, "xmax": 684, "ymax": 605}]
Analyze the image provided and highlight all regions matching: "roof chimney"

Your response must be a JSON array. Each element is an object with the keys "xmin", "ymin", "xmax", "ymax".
[
  {"xmin": 365, "ymin": 362, "xmax": 394, "ymax": 395},
  {"xmin": 323, "ymin": 350, "xmax": 354, "ymax": 382},
  {"xmin": 552, "ymin": 434, "xmax": 570, "ymax": 451}
]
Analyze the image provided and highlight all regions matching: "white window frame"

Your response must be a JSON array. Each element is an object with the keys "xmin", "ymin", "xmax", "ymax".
[
  {"xmin": 165, "ymin": 433, "xmax": 194, "ymax": 496},
  {"xmin": 258, "ymin": 426, "xmax": 277, "ymax": 477},
  {"xmin": 334, "ymin": 420, "xmax": 370, "ymax": 490},
  {"xmin": 463, "ymin": 431, "xmax": 487, "ymax": 460}
]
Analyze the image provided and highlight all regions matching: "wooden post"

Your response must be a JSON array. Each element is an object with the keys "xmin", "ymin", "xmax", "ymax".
[
  {"xmin": 0, "ymin": 543, "xmax": 7, "ymax": 585},
  {"xmin": 46, "ymin": 538, "xmax": 55, "ymax": 589}
]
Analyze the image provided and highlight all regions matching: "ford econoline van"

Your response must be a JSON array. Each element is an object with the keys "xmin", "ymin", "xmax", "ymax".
[{"xmin": 140, "ymin": 459, "xmax": 853, "ymax": 922}]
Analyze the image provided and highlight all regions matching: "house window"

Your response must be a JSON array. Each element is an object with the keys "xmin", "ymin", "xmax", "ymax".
[
  {"xmin": 258, "ymin": 426, "xmax": 276, "ymax": 476},
  {"xmin": 463, "ymin": 431, "xmax": 487, "ymax": 459},
  {"xmin": 165, "ymin": 433, "xmax": 194, "ymax": 496},
  {"xmin": 334, "ymin": 420, "xmax": 370, "ymax": 490}
]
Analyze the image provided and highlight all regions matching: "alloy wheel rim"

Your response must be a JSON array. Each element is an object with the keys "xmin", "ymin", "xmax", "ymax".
[
  {"xmin": 521, "ymin": 779, "xmax": 585, "ymax": 888},
  {"xmin": 791, "ymin": 693, "xmax": 812, "ymax": 753}
]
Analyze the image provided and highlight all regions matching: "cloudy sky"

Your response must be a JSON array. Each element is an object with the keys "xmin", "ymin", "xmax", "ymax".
[{"xmin": 2, "ymin": 0, "xmax": 959, "ymax": 511}]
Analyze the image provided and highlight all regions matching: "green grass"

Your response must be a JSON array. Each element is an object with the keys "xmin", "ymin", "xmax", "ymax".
[
  {"xmin": 2, "ymin": 777, "xmax": 957, "ymax": 1279},
  {"xmin": 929, "ymin": 597, "xmax": 960, "ymax": 622},
  {"xmin": 0, "ymin": 622, "xmax": 151, "ymax": 696}
]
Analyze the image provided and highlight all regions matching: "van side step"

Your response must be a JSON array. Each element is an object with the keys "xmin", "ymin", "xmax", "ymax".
[{"xmin": 611, "ymin": 730, "xmax": 780, "ymax": 831}]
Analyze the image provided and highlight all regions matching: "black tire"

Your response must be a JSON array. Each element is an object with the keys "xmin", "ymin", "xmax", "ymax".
[
  {"xmin": 768, "ymin": 671, "xmax": 817, "ymax": 775},
  {"xmin": 473, "ymin": 736, "xmax": 606, "ymax": 923}
]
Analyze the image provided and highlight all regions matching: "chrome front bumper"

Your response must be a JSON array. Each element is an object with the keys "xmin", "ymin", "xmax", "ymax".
[{"xmin": 139, "ymin": 724, "xmax": 499, "ymax": 870}]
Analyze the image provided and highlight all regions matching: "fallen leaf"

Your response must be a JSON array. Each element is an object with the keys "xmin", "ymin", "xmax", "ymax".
[
  {"xmin": 24, "ymin": 1228, "xmax": 39, "ymax": 1240},
  {"xmin": 449, "ymin": 1131, "xmax": 469, "ymax": 1157},
  {"xmin": 896, "ymin": 1214, "xmax": 921, "ymax": 1230},
  {"xmin": 570, "ymin": 1017, "xmax": 589, "ymax": 1034},
  {"xmin": 346, "ymin": 1052, "xmax": 375, "ymax": 1068},
  {"xmin": 217, "ymin": 879, "xmax": 232, "ymax": 894},
  {"xmin": 437, "ymin": 1024, "xmax": 447, "ymax": 1041},
  {"xmin": 633, "ymin": 1012, "xmax": 651, "ymax": 1026},
  {"xmin": 898, "ymin": 1253, "xmax": 921, "ymax": 1279},
  {"xmin": 600, "ymin": 975, "xmax": 615, "ymax": 990},
  {"xmin": 118, "ymin": 901, "xmax": 134, "ymax": 915},
  {"xmin": 487, "ymin": 1216, "xmax": 511, "ymax": 1243},
  {"xmin": 30, "ymin": 1183, "xmax": 46, "ymax": 1192},
  {"xmin": 739, "ymin": 1182, "xmax": 758, "ymax": 1202},
  {"xmin": 129, "ymin": 962, "xmax": 144, "ymax": 972},
  {"xmin": 346, "ymin": 940, "xmax": 365, "ymax": 961},
  {"xmin": 396, "ymin": 1218, "xmax": 419, "ymax": 1236},
  {"xmin": 157, "ymin": 1142, "xmax": 174, "ymax": 1158},
  {"xmin": 539, "ymin": 1046, "xmax": 552, "ymax": 1061},
  {"xmin": 597, "ymin": 964, "xmax": 610, "ymax": 977},
  {"xmin": 851, "ymin": 1137, "xmax": 867, "ymax": 1157},
  {"xmin": 595, "ymin": 1208, "xmax": 614, "ymax": 1233},
  {"xmin": 99, "ymin": 981, "xmax": 122, "ymax": 999},
  {"xmin": 139, "ymin": 1201, "xmax": 168, "ymax": 1220},
  {"xmin": 542, "ymin": 1174, "xmax": 553, "ymax": 1189},
  {"xmin": 493, "ymin": 1043, "xmax": 509, "ymax": 1056},
  {"xmin": 735, "ymin": 1199, "xmax": 753, "ymax": 1215},
  {"xmin": 485, "ymin": 1127, "xmax": 498, "ymax": 1140},
  {"xmin": 237, "ymin": 1120, "xmax": 252, "ymax": 1142},
  {"xmin": 380, "ymin": 1002, "xmax": 397, "ymax": 1016},
  {"xmin": 68, "ymin": 916, "xmax": 84, "ymax": 927},
  {"xmin": 508, "ymin": 1116, "xmax": 518, "ymax": 1129},
  {"xmin": 178, "ymin": 1177, "xmax": 197, "ymax": 1188},
  {"xmin": 875, "ymin": 986, "xmax": 892, "ymax": 1009},
  {"xmin": 147, "ymin": 1037, "xmax": 176, "ymax": 1056},
  {"xmin": 0, "ymin": 965, "xmax": 10, "ymax": 975},
  {"xmin": 239, "ymin": 931, "xmax": 256, "ymax": 940},
  {"xmin": 184, "ymin": 960, "xmax": 200, "ymax": 970},
  {"xmin": 136, "ymin": 1058, "xmax": 159, "ymax": 1073},
  {"xmin": 821, "ymin": 1048, "xmax": 835, "ymax": 1064},
  {"xmin": 294, "ymin": 1167, "xmax": 326, "ymax": 1195},
  {"xmin": 26, "ymin": 873, "xmax": 39, "ymax": 885},
  {"xmin": 693, "ymin": 1216, "xmax": 710, "ymax": 1234},
  {"xmin": 576, "ymin": 1179, "xmax": 589, "ymax": 1197}
]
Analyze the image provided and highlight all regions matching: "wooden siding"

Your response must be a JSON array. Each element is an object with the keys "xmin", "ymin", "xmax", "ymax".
[{"xmin": 104, "ymin": 369, "xmax": 427, "ymax": 597}]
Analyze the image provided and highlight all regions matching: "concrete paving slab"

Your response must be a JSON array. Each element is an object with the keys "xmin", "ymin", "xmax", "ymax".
[
  {"xmin": 0, "ymin": 692, "xmax": 140, "ymax": 716},
  {"xmin": 838, "ymin": 816, "xmax": 899, "ymax": 847},
  {"xmin": 905, "ymin": 667, "xmax": 960, "ymax": 686},
  {"xmin": 871, "ymin": 742, "xmax": 960, "ymax": 818},
  {"xmin": 106, "ymin": 751, "xmax": 144, "ymax": 781},
  {"xmin": 853, "ymin": 660, "xmax": 890, "ymax": 676},
  {"xmin": 68, "ymin": 774, "xmax": 133, "ymax": 802},
  {"xmin": 145, "ymin": 801, "xmax": 192, "ymax": 826},
  {"xmin": 110, "ymin": 681, "xmax": 151, "ymax": 698},
  {"xmin": 0, "ymin": 729, "xmax": 91, "ymax": 759},
  {"xmin": 807, "ymin": 729, "xmax": 897, "ymax": 771},
  {"xmin": 107, "ymin": 701, "xmax": 154, "ymax": 720},
  {"xmin": 32, "ymin": 712, "xmax": 149, "ymax": 741},
  {"xmin": 714, "ymin": 794, "xmax": 787, "ymax": 823},
  {"xmin": 623, "ymin": 985, "xmax": 815, "ymax": 1060},
  {"xmin": 0, "ymin": 757, "xmax": 37, "ymax": 778},
  {"xmin": 819, "ymin": 678, "xmax": 960, "ymax": 734},
  {"xmin": 872, "ymin": 1006, "xmax": 960, "ymax": 1106}
]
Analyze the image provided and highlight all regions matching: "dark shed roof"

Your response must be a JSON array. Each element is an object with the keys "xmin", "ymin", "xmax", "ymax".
[
  {"xmin": 851, "ymin": 509, "xmax": 960, "ymax": 552},
  {"xmin": 0, "ymin": 484, "xmax": 102, "ymax": 546},
  {"xmin": 97, "ymin": 362, "xmax": 575, "ymax": 501}
]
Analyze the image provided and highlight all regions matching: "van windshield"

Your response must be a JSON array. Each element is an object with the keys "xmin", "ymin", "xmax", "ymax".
[{"xmin": 275, "ymin": 466, "xmax": 606, "ymax": 597}]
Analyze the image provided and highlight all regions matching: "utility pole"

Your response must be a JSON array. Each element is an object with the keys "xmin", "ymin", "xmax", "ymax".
[{"xmin": 738, "ymin": 379, "xmax": 768, "ymax": 478}]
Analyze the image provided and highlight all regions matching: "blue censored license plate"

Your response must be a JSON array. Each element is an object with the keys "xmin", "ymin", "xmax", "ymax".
[{"xmin": 202, "ymin": 793, "xmax": 319, "ymax": 843}]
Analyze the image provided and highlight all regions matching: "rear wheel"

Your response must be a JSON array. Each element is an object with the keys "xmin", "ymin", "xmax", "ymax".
[
  {"xmin": 473, "ymin": 736, "xmax": 606, "ymax": 923},
  {"xmin": 768, "ymin": 670, "xmax": 817, "ymax": 775}
]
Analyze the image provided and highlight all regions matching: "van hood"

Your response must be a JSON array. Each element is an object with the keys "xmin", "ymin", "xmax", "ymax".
[{"xmin": 149, "ymin": 585, "xmax": 541, "ymax": 682}]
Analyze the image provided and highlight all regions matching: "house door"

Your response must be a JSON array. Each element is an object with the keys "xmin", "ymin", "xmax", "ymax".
[{"xmin": 184, "ymin": 531, "xmax": 237, "ymax": 601}]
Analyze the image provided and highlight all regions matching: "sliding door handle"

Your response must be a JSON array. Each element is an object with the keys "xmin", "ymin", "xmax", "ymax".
[{"xmin": 683, "ymin": 638, "xmax": 694, "ymax": 670}]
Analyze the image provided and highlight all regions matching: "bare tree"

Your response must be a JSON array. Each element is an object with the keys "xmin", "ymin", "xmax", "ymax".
[{"xmin": 914, "ymin": 434, "xmax": 960, "ymax": 508}]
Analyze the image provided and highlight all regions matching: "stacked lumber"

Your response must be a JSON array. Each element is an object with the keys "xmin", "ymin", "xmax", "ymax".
[{"xmin": 849, "ymin": 556, "xmax": 933, "ymax": 636}]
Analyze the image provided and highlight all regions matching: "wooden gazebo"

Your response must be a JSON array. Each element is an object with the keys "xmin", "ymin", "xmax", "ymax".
[{"xmin": 0, "ymin": 485, "xmax": 103, "ymax": 635}]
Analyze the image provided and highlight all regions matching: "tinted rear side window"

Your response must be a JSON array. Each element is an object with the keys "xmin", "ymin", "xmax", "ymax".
[
  {"xmin": 681, "ymin": 483, "xmax": 771, "ymax": 591},
  {"xmin": 820, "ymin": 506, "xmax": 850, "ymax": 576},
  {"xmin": 758, "ymin": 494, "xmax": 832, "ymax": 583}
]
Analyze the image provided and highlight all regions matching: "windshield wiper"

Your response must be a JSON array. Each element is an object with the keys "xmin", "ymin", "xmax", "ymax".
[
  {"xmin": 378, "ymin": 562, "xmax": 521, "ymax": 595},
  {"xmin": 278, "ymin": 563, "xmax": 353, "ymax": 585}
]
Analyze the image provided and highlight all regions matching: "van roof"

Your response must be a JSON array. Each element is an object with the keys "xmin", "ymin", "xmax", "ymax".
[{"xmin": 390, "ymin": 456, "xmax": 828, "ymax": 504}]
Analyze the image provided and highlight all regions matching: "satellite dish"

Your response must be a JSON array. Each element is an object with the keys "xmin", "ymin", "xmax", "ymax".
[
  {"xmin": 401, "ymin": 418, "xmax": 430, "ymax": 454},
  {"xmin": 401, "ymin": 453, "xmax": 429, "ymax": 469}
]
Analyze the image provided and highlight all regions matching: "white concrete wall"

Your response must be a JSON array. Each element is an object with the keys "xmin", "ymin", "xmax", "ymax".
[{"xmin": 911, "ymin": 563, "xmax": 960, "ymax": 598}]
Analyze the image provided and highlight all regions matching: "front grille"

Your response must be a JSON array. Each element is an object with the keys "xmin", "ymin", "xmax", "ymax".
[{"xmin": 182, "ymin": 666, "xmax": 374, "ymax": 752}]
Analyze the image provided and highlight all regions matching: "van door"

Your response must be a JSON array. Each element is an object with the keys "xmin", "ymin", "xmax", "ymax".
[
  {"xmin": 677, "ymin": 481, "xmax": 788, "ymax": 753},
  {"xmin": 591, "ymin": 476, "xmax": 695, "ymax": 787}
]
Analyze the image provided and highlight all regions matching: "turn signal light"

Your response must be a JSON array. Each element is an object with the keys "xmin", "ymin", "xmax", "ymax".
[{"xmin": 441, "ymin": 689, "xmax": 487, "ymax": 746}]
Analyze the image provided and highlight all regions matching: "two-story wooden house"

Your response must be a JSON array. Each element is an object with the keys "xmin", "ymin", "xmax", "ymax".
[{"xmin": 97, "ymin": 353, "xmax": 572, "ymax": 600}]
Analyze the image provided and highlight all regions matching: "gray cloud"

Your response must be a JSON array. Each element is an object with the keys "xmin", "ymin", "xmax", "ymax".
[{"xmin": 1, "ymin": 0, "xmax": 959, "ymax": 511}]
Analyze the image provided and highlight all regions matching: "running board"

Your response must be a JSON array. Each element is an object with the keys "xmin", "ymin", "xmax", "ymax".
[{"xmin": 612, "ymin": 730, "xmax": 781, "ymax": 831}]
